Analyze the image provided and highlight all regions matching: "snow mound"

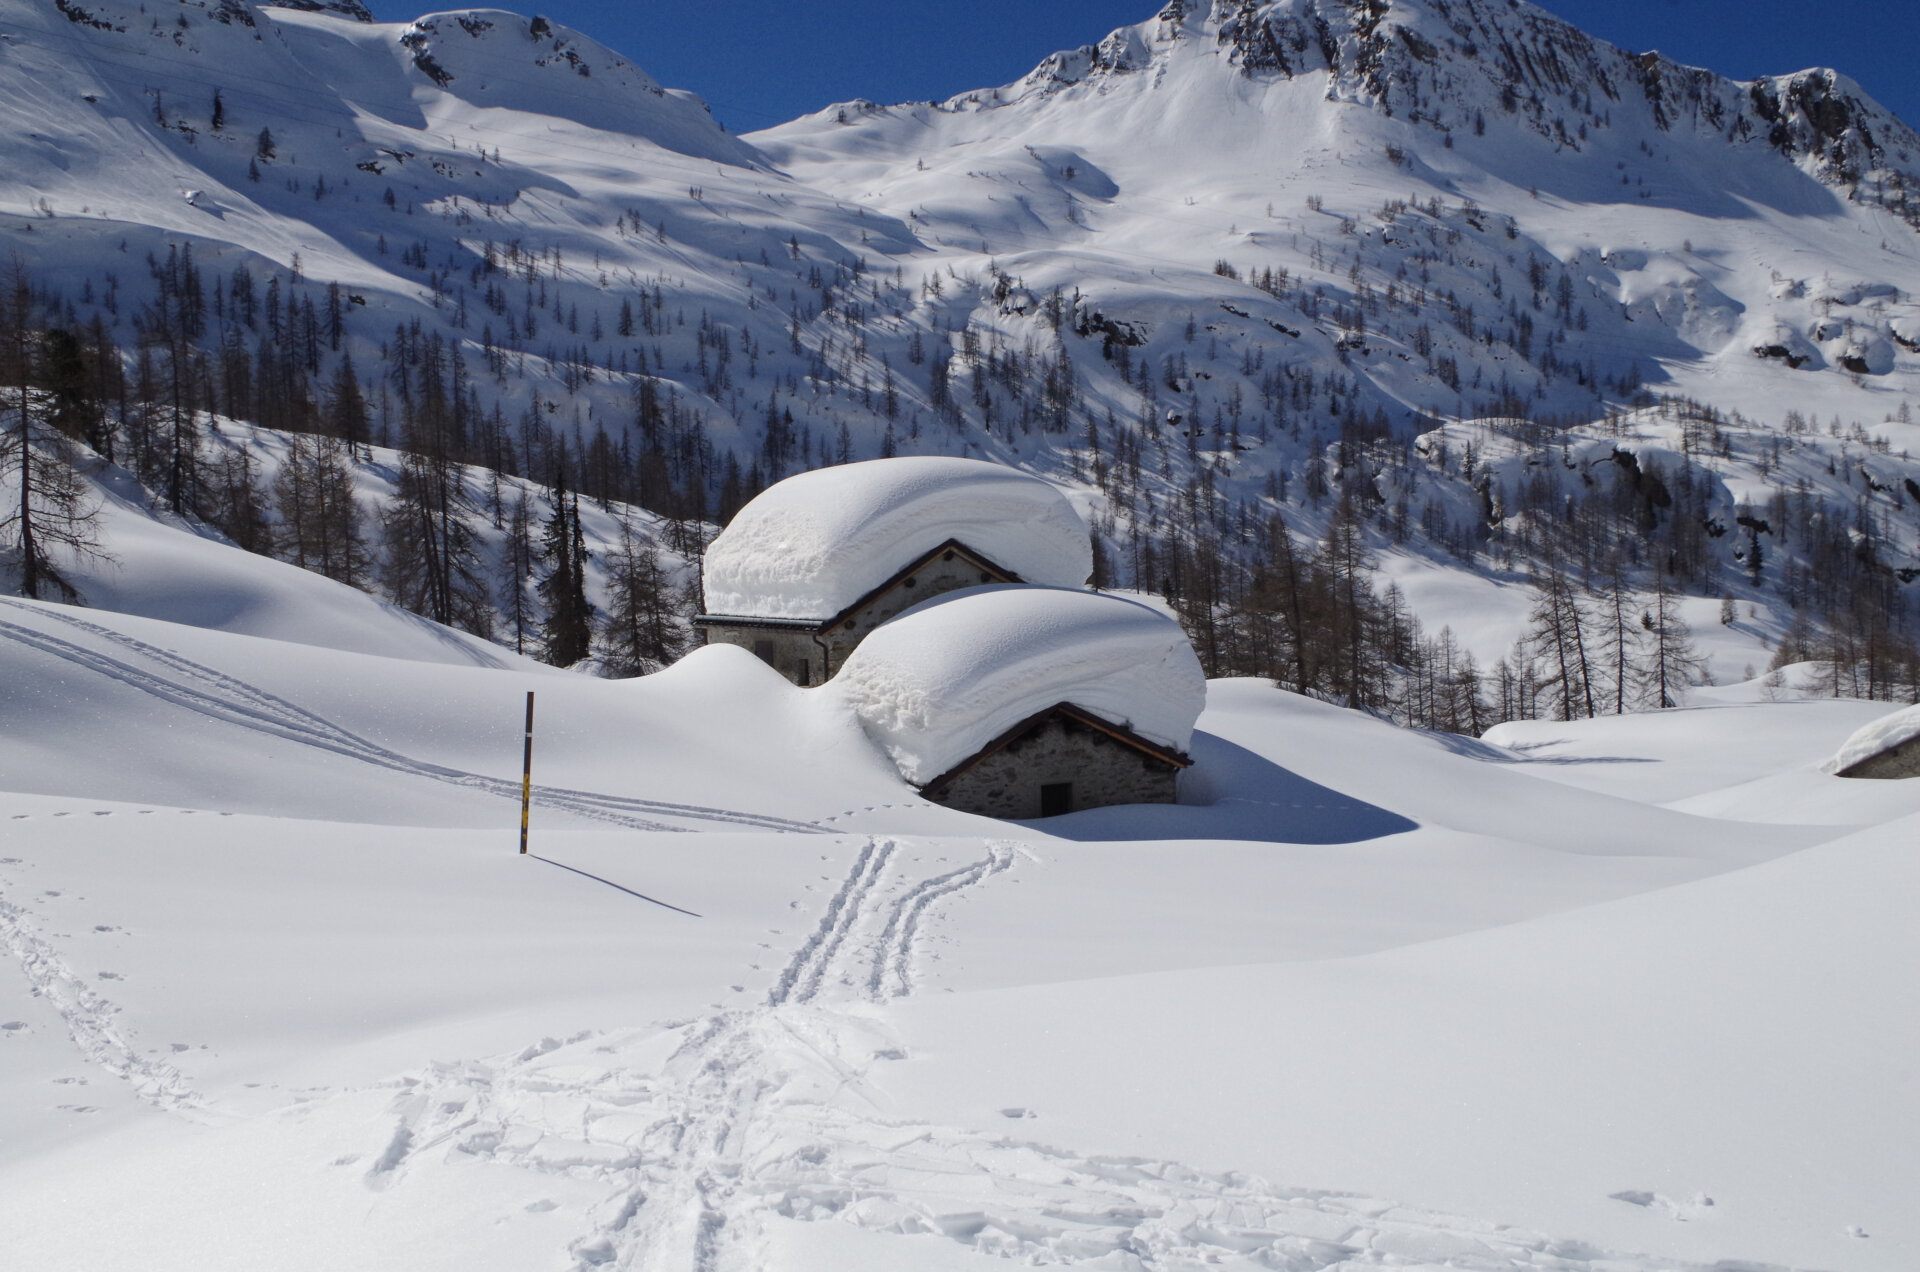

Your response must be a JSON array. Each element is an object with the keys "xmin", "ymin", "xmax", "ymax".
[
  {"xmin": 702, "ymin": 458, "xmax": 1092, "ymax": 620},
  {"xmin": 830, "ymin": 586, "xmax": 1205, "ymax": 785},
  {"xmin": 1825, "ymin": 704, "xmax": 1920, "ymax": 775}
]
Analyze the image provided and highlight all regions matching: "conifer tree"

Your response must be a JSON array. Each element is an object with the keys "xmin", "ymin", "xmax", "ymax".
[
  {"xmin": 1642, "ymin": 567, "xmax": 1705, "ymax": 709},
  {"xmin": 499, "ymin": 489, "xmax": 538, "ymax": 655},
  {"xmin": 1524, "ymin": 561, "xmax": 1598, "ymax": 721},
  {"xmin": 204, "ymin": 440, "xmax": 272, "ymax": 554},
  {"xmin": 322, "ymin": 354, "xmax": 370, "ymax": 451},
  {"xmin": 537, "ymin": 476, "xmax": 592, "ymax": 666},
  {"xmin": 1594, "ymin": 555, "xmax": 1638, "ymax": 715},
  {"xmin": 0, "ymin": 259, "xmax": 104, "ymax": 601},
  {"xmin": 274, "ymin": 432, "xmax": 369, "ymax": 586},
  {"xmin": 382, "ymin": 449, "xmax": 492, "ymax": 636},
  {"xmin": 1319, "ymin": 498, "xmax": 1376, "ymax": 708},
  {"xmin": 597, "ymin": 519, "xmax": 685, "ymax": 677}
]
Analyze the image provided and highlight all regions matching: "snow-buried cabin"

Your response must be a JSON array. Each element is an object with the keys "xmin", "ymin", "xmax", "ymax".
[
  {"xmin": 1827, "ymin": 705, "xmax": 1920, "ymax": 780},
  {"xmin": 696, "ymin": 458, "xmax": 1203, "ymax": 818},
  {"xmin": 830, "ymin": 587, "xmax": 1204, "ymax": 819},
  {"xmin": 696, "ymin": 457, "xmax": 1095, "ymax": 686}
]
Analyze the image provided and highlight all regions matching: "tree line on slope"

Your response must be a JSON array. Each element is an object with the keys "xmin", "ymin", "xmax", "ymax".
[
  {"xmin": 6, "ymin": 253, "xmax": 1919, "ymax": 719},
  {"xmin": 0, "ymin": 256, "xmax": 690, "ymax": 676}
]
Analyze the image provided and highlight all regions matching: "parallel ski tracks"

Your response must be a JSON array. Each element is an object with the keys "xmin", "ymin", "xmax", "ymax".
[
  {"xmin": 360, "ymin": 833, "xmax": 1814, "ymax": 1272},
  {"xmin": 365, "ymin": 836, "xmax": 1020, "ymax": 1271},
  {"xmin": 0, "ymin": 603, "xmax": 821, "ymax": 836}
]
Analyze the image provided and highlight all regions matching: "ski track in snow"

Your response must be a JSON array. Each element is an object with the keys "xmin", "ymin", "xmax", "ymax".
[
  {"xmin": 0, "ymin": 878, "xmax": 204, "ymax": 1116},
  {"xmin": 347, "ymin": 838, "xmax": 1792, "ymax": 1272},
  {"xmin": 0, "ymin": 602, "xmax": 822, "ymax": 836}
]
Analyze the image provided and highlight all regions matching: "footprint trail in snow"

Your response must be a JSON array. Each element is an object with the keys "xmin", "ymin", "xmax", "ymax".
[{"xmin": 359, "ymin": 837, "xmax": 1796, "ymax": 1272}]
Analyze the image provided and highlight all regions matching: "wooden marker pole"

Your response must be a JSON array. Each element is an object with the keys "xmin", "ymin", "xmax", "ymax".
[{"xmin": 519, "ymin": 691, "xmax": 536, "ymax": 855}]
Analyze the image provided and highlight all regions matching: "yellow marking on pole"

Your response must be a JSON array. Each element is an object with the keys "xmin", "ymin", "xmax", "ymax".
[{"xmin": 519, "ymin": 691, "xmax": 535, "ymax": 855}]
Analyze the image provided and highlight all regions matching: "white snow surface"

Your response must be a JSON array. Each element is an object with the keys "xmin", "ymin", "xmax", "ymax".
[
  {"xmin": 2, "ymin": 590, "xmax": 1917, "ymax": 1272},
  {"xmin": 1826, "ymin": 702, "xmax": 1920, "ymax": 774},
  {"xmin": 700, "ymin": 458, "xmax": 1092, "ymax": 620},
  {"xmin": 829, "ymin": 585, "xmax": 1204, "ymax": 784}
]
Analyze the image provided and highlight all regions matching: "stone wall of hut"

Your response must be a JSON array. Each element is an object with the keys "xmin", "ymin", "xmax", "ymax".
[{"xmin": 926, "ymin": 714, "xmax": 1181, "ymax": 819}]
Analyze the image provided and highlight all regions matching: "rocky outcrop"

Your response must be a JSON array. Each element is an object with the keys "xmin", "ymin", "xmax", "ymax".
[{"xmin": 262, "ymin": 0, "xmax": 372, "ymax": 21}]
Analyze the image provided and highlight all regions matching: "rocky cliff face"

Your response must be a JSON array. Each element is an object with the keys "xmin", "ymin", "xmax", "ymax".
[{"xmin": 263, "ymin": 0, "xmax": 372, "ymax": 21}]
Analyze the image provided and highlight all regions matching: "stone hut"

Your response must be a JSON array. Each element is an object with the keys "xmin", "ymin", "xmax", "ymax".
[
  {"xmin": 1828, "ymin": 705, "xmax": 1920, "ymax": 779},
  {"xmin": 829, "ymin": 587, "xmax": 1206, "ymax": 819},
  {"xmin": 695, "ymin": 457, "xmax": 1094, "ymax": 685}
]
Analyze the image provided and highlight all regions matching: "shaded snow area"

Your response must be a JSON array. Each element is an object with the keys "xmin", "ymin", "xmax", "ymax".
[
  {"xmin": 701, "ymin": 458, "xmax": 1092, "ymax": 620},
  {"xmin": 3, "ymin": 592, "xmax": 1917, "ymax": 1272},
  {"xmin": 830, "ymin": 586, "xmax": 1205, "ymax": 783}
]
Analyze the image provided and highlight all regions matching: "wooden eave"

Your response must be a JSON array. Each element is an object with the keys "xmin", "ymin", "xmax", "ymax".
[
  {"xmin": 818, "ymin": 539, "xmax": 1022, "ymax": 635},
  {"xmin": 692, "ymin": 613, "xmax": 827, "ymax": 632},
  {"xmin": 919, "ymin": 701, "xmax": 1192, "ymax": 799}
]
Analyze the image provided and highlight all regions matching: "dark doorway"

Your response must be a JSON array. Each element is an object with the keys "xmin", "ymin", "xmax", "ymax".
[
  {"xmin": 752, "ymin": 639, "xmax": 776, "ymax": 667},
  {"xmin": 1039, "ymin": 782, "xmax": 1074, "ymax": 817}
]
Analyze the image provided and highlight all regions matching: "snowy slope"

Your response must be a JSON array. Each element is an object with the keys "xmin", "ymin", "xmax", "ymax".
[
  {"xmin": 0, "ymin": 412, "xmax": 705, "ymax": 665},
  {"xmin": 4, "ymin": 584, "xmax": 1918, "ymax": 1270},
  {"xmin": 41, "ymin": 444, "xmax": 529, "ymax": 665},
  {"xmin": 756, "ymin": 0, "xmax": 1920, "ymax": 431},
  {"xmin": 6, "ymin": 0, "xmax": 1920, "ymax": 670}
]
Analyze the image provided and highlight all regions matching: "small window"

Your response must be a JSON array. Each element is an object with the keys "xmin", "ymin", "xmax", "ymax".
[
  {"xmin": 1039, "ymin": 782, "xmax": 1074, "ymax": 818},
  {"xmin": 904, "ymin": 576, "xmax": 917, "ymax": 588},
  {"xmin": 979, "ymin": 572, "xmax": 993, "ymax": 583},
  {"xmin": 752, "ymin": 639, "xmax": 776, "ymax": 666},
  {"xmin": 941, "ymin": 550, "xmax": 955, "ymax": 561},
  {"xmin": 796, "ymin": 663, "xmax": 811, "ymax": 687}
]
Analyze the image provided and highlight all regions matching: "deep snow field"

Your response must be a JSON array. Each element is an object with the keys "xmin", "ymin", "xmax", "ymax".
[{"xmin": 2, "ymin": 518, "xmax": 1917, "ymax": 1272}]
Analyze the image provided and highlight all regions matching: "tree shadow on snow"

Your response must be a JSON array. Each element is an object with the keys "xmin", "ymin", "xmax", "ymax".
[
  {"xmin": 1021, "ymin": 732, "xmax": 1417, "ymax": 846},
  {"xmin": 1439, "ymin": 734, "xmax": 1659, "ymax": 767}
]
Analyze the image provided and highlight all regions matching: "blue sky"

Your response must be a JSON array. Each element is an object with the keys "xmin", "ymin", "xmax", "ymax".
[{"xmin": 365, "ymin": 2, "xmax": 1919, "ymax": 135}]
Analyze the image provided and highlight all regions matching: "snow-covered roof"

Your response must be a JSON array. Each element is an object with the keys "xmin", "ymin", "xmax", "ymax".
[
  {"xmin": 702, "ymin": 458, "xmax": 1092, "ymax": 620},
  {"xmin": 1825, "ymin": 704, "xmax": 1920, "ymax": 775},
  {"xmin": 829, "ymin": 586, "xmax": 1206, "ymax": 786}
]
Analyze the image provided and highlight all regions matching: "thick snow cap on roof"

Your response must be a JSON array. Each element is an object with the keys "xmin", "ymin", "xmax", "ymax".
[
  {"xmin": 830, "ymin": 586, "xmax": 1206, "ymax": 786},
  {"xmin": 702, "ymin": 458, "xmax": 1092, "ymax": 620},
  {"xmin": 1825, "ymin": 704, "xmax": 1920, "ymax": 774}
]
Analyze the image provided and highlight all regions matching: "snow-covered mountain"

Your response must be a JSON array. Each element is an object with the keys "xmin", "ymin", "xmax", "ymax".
[
  {"xmin": 7, "ymin": 8, "xmax": 1920, "ymax": 1268},
  {"xmin": 5, "ymin": 0, "xmax": 1920, "ymax": 672},
  {"xmin": 9, "ymin": 0, "xmax": 1919, "ymax": 444}
]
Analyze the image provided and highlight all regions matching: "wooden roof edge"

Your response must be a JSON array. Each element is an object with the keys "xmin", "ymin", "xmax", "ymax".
[
  {"xmin": 819, "ymin": 538, "xmax": 1023, "ymax": 634},
  {"xmin": 692, "ymin": 613, "xmax": 828, "ymax": 631},
  {"xmin": 919, "ymin": 700, "xmax": 1192, "ymax": 798},
  {"xmin": 1054, "ymin": 702, "xmax": 1195, "ymax": 768}
]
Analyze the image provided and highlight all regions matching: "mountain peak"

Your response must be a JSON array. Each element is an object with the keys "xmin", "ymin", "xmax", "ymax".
[{"xmin": 997, "ymin": 0, "xmax": 1918, "ymax": 226}]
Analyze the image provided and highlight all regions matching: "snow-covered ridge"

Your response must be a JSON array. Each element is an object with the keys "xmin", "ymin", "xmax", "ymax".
[
  {"xmin": 701, "ymin": 458, "xmax": 1094, "ymax": 621},
  {"xmin": 1022, "ymin": 0, "xmax": 1916, "ymax": 164},
  {"xmin": 830, "ymin": 586, "xmax": 1206, "ymax": 784},
  {"xmin": 885, "ymin": 0, "xmax": 1920, "ymax": 225}
]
